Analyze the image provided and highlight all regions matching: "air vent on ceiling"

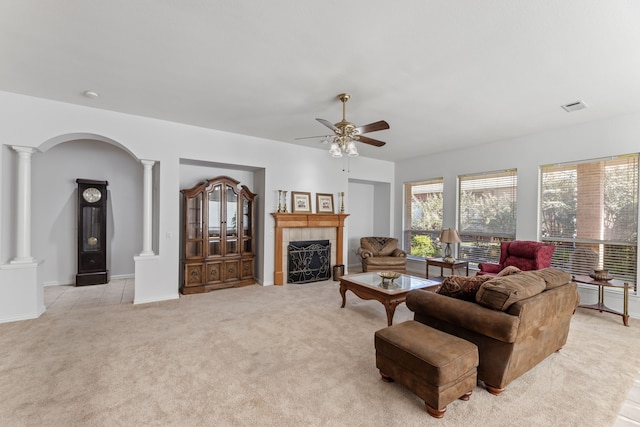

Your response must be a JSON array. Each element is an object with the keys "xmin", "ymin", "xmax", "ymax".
[{"xmin": 561, "ymin": 100, "xmax": 588, "ymax": 112}]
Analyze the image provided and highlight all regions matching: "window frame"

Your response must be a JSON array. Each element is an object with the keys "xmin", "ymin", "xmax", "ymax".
[
  {"xmin": 403, "ymin": 178, "xmax": 444, "ymax": 259},
  {"xmin": 457, "ymin": 168, "xmax": 518, "ymax": 268},
  {"xmin": 539, "ymin": 154, "xmax": 638, "ymax": 285}
]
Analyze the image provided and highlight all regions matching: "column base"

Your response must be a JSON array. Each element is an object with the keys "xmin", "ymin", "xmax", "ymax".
[{"xmin": 10, "ymin": 257, "xmax": 35, "ymax": 265}]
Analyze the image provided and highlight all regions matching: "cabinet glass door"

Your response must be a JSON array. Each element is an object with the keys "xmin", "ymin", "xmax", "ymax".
[
  {"xmin": 226, "ymin": 185, "xmax": 238, "ymax": 255},
  {"xmin": 243, "ymin": 195, "xmax": 253, "ymax": 253},
  {"xmin": 185, "ymin": 194, "xmax": 202, "ymax": 258},
  {"xmin": 208, "ymin": 185, "xmax": 221, "ymax": 256}
]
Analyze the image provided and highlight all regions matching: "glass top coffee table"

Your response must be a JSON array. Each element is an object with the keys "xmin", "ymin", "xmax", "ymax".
[{"xmin": 339, "ymin": 272, "xmax": 441, "ymax": 326}]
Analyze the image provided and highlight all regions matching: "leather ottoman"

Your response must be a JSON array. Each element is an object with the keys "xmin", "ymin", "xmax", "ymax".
[{"xmin": 375, "ymin": 320, "xmax": 478, "ymax": 418}]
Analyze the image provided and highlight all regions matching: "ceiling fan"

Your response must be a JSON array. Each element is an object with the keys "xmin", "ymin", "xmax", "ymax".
[{"xmin": 297, "ymin": 93, "xmax": 390, "ymax": 157}]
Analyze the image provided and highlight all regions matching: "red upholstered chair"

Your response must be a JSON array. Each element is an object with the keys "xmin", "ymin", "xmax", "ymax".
[{"xmin": 477, "ymin": 240, "xmax": 555, "ymax": 276}]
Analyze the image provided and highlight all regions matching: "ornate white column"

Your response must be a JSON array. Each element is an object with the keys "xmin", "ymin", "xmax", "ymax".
[
  {"xmin": 139, "ymin": 160, "xmax": 155, "ymax": 256},
  {"xmin": 10, "ymin": 146, "xmax": 36, "ymax": 264}
]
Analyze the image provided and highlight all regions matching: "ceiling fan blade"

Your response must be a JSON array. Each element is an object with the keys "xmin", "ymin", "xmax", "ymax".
[
  {"xmin": 358, "ymin": 135, "xmax": 386, "ymax": 147},
  {"xmin": 294, "ymin": 135, "xmax": 332, "ymax": 140},
  {"xmin": 355, "ymin": 120, "xmax": 389, "ymax": 134},
  {"xmin": 316, "ymin": 118, "xmax": 338, "ymax": 132}
]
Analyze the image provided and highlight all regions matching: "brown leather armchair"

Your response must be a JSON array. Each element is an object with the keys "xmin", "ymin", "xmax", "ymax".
[{"xmin": 359, "ymin": 237, "xmax": 407, "ymax": 273}]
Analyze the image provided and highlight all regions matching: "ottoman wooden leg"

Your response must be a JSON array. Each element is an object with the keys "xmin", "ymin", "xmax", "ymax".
[
  {"xmin": 425, "ymin": 390, "xmax": 472, "ymax": 418},
  {"xmin": 379, "ymin": 371, "xmax": 394, "ymax": 382},
  {"xmin": 426, "ymin": 404, "xmax": 446, "ymax": 418}
]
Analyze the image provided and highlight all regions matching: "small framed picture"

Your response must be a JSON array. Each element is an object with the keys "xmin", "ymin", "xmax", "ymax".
[
  {"xmin": 316, "ymin": 193, "xmax": 334, "ymax": 213},
  {"xmin": 291, "ymin": 191, "xmax": 312, "ymax": 213}
]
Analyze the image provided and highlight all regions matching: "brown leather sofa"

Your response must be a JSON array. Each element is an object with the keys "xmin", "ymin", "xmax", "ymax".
[
  {"xmin": 359, "ymin": 237, "xmax": 407, "ymax": 273},
  {"xmin": 406, "ymin": 268, "xmax": 579, "ymax": 395}
]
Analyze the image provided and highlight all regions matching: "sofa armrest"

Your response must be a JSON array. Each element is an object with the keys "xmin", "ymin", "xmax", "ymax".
[
  {"xmin": 391, "ymin": 248, "xmax": 407, "ymax": 257},
  {"xmin": 406, "ymin": 290, "xmax": 520, "ymax": 343},
  {"xmin": 506, "ymin": 282, "xmax": 579, "ymax": 339},
  {"xmin": 478, "ymin": 262, "xmax": 502, "ymax": 274},
  {"xmin": 360, "ymin": 249, "xmax": 373, "ymax": 259}
]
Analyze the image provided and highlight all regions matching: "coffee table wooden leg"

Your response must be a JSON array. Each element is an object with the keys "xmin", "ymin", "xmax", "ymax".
[
  {"xmin": 384, "ymin": 301, "xmax": 400, "ymax": 326},
  {"xmin": 624, "ymin": 283, "xmax": 630, "ymax": 326},
  {"xmin": 340, "ymin": 285, "xmax": 347, "ymax": 308}
]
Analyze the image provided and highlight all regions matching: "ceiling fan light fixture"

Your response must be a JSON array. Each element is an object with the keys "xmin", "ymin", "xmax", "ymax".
[
  {"xmin": 329, "ymin": 141, "xmax": 343, "ymax": 157},
  {"xmin": 304, "ymin": 93, "xmax": 389, "ymax": 158},
  {"xmin": 346, "ymin": 140, "xmax": 358, "ymax": 157}
]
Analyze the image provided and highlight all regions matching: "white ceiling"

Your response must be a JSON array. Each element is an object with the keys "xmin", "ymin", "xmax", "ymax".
[{"xmin": 2, "ymin": 1, "xmax": 640, "ymax": 161}]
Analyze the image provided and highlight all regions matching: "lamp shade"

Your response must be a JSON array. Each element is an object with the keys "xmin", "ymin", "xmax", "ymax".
[{"xmin": 440, "ymin": 228, "xmax": 461, "ymax": 244}]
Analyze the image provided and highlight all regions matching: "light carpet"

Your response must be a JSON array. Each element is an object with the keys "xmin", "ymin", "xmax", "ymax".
[{"xmin": 0, "ymin": 281, "xmax": 638, "ymax": 426}]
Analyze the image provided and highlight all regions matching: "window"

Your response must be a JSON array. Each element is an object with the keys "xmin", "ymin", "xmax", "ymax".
[
  {"xmin": 403, "ymin": 178, "xmax": 443, "ymax": 258},
  {"xmin": 540, "ymin": 154, "xmax": 638, "ymax": 283},
  {"xmin": 458, "ymin": 169, "xmax": 517, "ymax": 267}
]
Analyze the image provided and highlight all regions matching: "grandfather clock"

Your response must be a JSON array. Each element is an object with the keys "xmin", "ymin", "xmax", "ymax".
[{"xmin": 76, "ymin": 179, "xmax": 109, "ymax": 286}]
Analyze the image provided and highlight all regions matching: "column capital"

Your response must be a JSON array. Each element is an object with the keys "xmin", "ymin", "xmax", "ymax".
[
  {"xmin": 11, "ymin": 146, "xmax": 37, "ymax": 155},
  {"xmin": 141, "ymin": 159, "xmax": 155, "ymax": 167}
]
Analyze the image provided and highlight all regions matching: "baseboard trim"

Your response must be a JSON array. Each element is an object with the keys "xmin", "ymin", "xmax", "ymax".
[
  {"xmin": 0, "ymin": 305, "xmax": 45, "ymax": 324},
  {"xmin": 44, "ymin": 273, "xmax": 135, "ymax": 287},
  {"xmin": 134, "ymin": 293, "xmax": 179, "ymax": 305}
]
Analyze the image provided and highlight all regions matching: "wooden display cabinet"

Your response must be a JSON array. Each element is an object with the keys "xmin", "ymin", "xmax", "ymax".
[{"xmin": 180, "ymin": 176, "xmax": 256, "ymax": 294}]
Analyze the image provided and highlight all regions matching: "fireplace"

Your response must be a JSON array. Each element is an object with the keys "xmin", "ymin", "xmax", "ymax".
[
  {"xmin": 272, "ymin": 213, "xmax": 349, "ymax": 285},
  {"xmin": 287, "ymin": 240, "xmax": 331, "ymax": 284}
]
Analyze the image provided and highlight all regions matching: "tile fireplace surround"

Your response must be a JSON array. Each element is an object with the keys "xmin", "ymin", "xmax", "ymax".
[{"xmin": 271, "ymin": 213, "xmax": 349, "ymax": 285}]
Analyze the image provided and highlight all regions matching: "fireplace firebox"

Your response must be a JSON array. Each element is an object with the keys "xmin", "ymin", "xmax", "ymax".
[{"xmin": 287, "ymin": 240, "xmax": 331, "ymax": 284}]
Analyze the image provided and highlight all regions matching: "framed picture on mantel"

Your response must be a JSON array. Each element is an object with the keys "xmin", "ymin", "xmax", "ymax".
[
  {"xmin": 291, "ymin": 191, "xmax": 311, "ymax": 213},
  {"xmin": 316, "ymin": 193, "xmax": 334, "ymax": 213}
]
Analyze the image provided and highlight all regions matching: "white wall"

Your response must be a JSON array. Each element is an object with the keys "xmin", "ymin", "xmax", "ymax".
[
  {"xmin": 395, "ymin": 111, "xmax": 640, "ymax": 318},
  {"xmin": 346, "ymin": 179, "xmax": 395, "ymax": 270},
  {"xmin": 178, "ymin": 159, "xmax": 257, "ymax": 190},
  {"xmin": 346, "ymin": 181, "xmax": 374, "ymax": 268},
  {"xmin": 0, "ymin": 91, "xmax": 395, "ymax": 321}
]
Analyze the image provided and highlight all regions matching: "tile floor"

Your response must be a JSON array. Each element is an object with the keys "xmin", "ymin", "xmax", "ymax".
[
  {"xmin": 43, "ymin": 279, "xmax": 639, "ymax": 426},
  {"xmin": 616, "ymin": 379, "xmax": 640, "ymax": 426},
  {"xmin": 44, "ymin": 278, "xmax": 135, "ymax": 314}
]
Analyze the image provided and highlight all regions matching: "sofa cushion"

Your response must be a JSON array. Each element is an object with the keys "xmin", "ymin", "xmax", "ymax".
[
  {"xmin": 528, "ymin": 268, "xmax": 571, "ymax": 290},
  {"xmin": 497, "ymin": 266, "xmax": 521, "ymax": 277},
  {"xmin": 475, "ymin": 272, "xmax": 546, "ymax": 311},
  {"xmin": 436, "ymin": 275, "xmax": 493, "ymax": 301}
]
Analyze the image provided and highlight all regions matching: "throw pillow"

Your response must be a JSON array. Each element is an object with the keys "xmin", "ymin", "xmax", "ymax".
[
  {"xmin": 436, "ymin": 275, "xmax": 493, "ymax": 302},
  {"xmin": 475, "ymin": 273, "xmax": 546, "ymax": 311},
  {"xmin": 497, "ymin": 266, "xmax": 522, "ymax": 277}
]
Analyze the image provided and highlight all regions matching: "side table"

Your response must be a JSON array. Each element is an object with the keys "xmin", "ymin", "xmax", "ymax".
[
  {"xmin": 573, "ymin": 274, "xmax": 631, "ymax": 326},
  {"xmin": 426, "ymin": 257, "xmax": 469, "ymax": 279}
]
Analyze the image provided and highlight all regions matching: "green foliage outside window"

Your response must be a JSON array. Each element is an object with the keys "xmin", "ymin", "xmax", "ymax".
[{"xmin": 411, "ymin": 235, "xmax": 437, "ymax": 258}]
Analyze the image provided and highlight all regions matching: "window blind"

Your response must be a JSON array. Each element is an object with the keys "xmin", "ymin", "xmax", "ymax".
[
  {"xmin": 540, "ymin": 154, "xmax": 638, "ymax": 283},
  {"xmin": 458, "ymin": 169, "xmax": 517, "ymax": 266}
]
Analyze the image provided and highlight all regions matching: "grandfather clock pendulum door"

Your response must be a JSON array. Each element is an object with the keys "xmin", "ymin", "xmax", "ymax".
[{"xmin": 76, "ymin": 179, "xmax": 109, "ymax": 286}]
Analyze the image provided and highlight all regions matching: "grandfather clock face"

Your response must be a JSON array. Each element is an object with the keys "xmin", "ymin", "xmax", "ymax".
[{"xmin": 76, "ymin": 179, "xmax": 109, "ymax": 286}]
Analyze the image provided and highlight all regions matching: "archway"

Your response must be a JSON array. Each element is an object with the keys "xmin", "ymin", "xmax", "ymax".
[{"xmin": 32, "ymin": 134, "xmax": 144, "ymax": 298}]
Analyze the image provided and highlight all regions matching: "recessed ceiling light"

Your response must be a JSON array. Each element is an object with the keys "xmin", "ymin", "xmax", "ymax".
[
  {"xmin": 561, "ymin": 100, "xmax": 587, "ymax": 112},
  {"xmin": 83, "ymin": 90, "xmax": 99, "ymax": 99}
]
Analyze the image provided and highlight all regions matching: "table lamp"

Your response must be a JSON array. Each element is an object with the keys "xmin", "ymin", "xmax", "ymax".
[{"xmin": 440, "ymin": 228, "xmax": 461, "ymax": 264}]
